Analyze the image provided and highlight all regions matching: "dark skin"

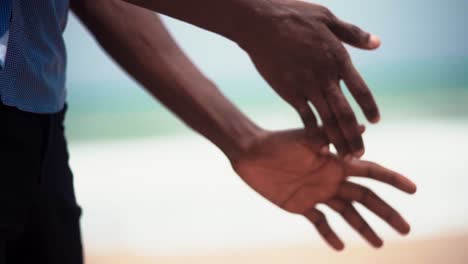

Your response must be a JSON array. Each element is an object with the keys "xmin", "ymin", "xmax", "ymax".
[
  {"xmin": 242, "ymin": 0, "xmax": 381, "ymax": 157},
  {"xmin": 124, "ymin": 0, "xmax": 381, "ymax": 158},
  {"xmin": 71, "ymin": 0, "xmax": 415, "ymax": 250},
  {"xmin": 232, "ymin": 129, "xmax": 416, "ymax": 250}
]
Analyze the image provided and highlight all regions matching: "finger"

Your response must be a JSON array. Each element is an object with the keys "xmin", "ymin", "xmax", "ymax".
[
  {"xmin": 323, "ymin": 81, "xmax": 364, "ymax": 157},
  {"xmin": 326, "ymin": 199, "xmax": 383, "ymax": 247},
  {"xmin": 342, "ymin": 60, "xmax": 380, "ymax": 123},
  {"xmin": 304, "ymin": 208, "xmax": 344, "ymax": 250},
  {"xmin": 312, "ymin": 124, "xmax": 359, "ymax": 155},
  {"xmin": 308, "ymin": 94, "xmax": 350, "ymax": 156},
  {"xmin": 310, "ymin": 127, "xmax": 332, "ymax": 154},
  {"xmin": 345, "ymin": 160, "xmax": 417, "ymax": 194},
  {"xmin": 296, "ymin": 100, "xmax": 319, "ymax": 130},
  {"xmin": 328, "ymin": 18, "xmax": 381, "ymax": 50},
  {"xmin": 338, "ymin": 182, "xmax": 411, "ymax": 234},
  {"xmin": 294, "ymin": 100, "xmax": 330, "ymax": 150}
]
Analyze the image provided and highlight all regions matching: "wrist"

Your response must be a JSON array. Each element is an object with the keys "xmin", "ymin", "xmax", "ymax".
[
  {"xmin": 223, "ymin": 0, "xmax": 283, "ymax": 44},
  {"xmin": 221, "ymin": 120, "xmax": 267, "ymax": 162},
  {"xmin": 228, "ymin": 0, "xmax": 295, "ymax": 47}
]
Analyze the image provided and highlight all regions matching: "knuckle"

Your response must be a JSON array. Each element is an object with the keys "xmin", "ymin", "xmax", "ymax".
[{"xmin": 319, "ymin": 6, "xmax": 335, "ymax": 19}]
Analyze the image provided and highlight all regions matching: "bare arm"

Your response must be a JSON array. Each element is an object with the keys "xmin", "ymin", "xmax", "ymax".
[
  {"xmin": 70, "ymin": 1, "xmax": 416, "ymax": 250},
  {"xmin": 122, "ymin": 0, "xmax": 276, "ymax": 42},
  {"xmin": 70, "ymin": 0, "xmax": 264, "ymax": 159},
  {"xmin": 123, "ymin": 0, "xmax": 382, "ymax": 158}
]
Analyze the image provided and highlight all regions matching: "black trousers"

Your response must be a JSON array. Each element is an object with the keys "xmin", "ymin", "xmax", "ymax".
[{"xmin": 0, "ymin": 103, "xmax": 83, "ymax": 264}]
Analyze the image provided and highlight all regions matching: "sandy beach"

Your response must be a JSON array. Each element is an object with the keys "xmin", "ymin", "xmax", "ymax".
[
  {"xmin": 86, "ymin": 232, "xmax": 468, "ymax": 264},
  {"xmin": 67, "ymin": 119, "xmax": 468, "ymax": 261}
]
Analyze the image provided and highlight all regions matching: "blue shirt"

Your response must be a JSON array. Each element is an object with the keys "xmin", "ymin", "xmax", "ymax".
[{"xmin": 0, "ymin": 1, "xmax": 70, "ymax": 113}]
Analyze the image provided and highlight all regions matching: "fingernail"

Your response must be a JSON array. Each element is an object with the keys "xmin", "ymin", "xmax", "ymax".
[
  {"xmin": 370, "ymin": 115, "xmax": 381, "ymax": 124},
  {"xmin": 369, "ymin": 34, "xmax": 381, "ymax": 49},
  {"xmin": 336, "ymin": 242, "xmax": 345, "ymax": 251},
  {"xmin": 375, "ymin": 240, "xmax": 384, "ymax": 248},
  {"xmin": 401, "ymin": 223, "xmax": 411, "ymax": 235}
]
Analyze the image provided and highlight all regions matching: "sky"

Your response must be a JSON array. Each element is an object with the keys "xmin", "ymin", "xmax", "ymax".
[{"xmin": 63, "ymin": 0, "xmax": 468, "ymax": 85}]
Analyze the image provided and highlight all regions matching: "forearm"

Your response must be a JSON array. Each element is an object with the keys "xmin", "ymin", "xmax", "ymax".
[
  {"xmin": 122, "ymin": 0, "xmax": 283, "ymax": 44},
  {"xmin": 71, "ymin": 0, "xmax": 262, "ymax": 159}
]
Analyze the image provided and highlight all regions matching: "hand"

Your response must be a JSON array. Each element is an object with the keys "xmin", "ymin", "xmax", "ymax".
[
  {"xmin": 230, "ymin": 129, "xmax": 417, "ymax": 250},
  {"xmin": 238, "ymin": 0, "xmax": 381, "ymax": 157}
]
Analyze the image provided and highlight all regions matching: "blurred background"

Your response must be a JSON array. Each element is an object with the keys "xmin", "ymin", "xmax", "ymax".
[{"xmin": 63, "ymin": 0, "xmax": 468, "ymax": 263}]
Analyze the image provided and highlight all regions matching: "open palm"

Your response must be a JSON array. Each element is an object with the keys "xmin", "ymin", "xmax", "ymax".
[{"xmin": 231, "ymin": 129, "xmax": 417, "ymax": 250}]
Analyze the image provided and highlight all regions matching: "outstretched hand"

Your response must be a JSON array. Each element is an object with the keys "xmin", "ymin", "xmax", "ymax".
[
  {"xmin": 231, "ymin": 129, "xmax": 417, "ymax": 250},
  {"xmin": 239, "ymin": 0, "xmax": 381, "ymax": 157}
]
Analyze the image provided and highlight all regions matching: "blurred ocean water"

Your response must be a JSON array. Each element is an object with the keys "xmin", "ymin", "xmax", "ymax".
[
  {"xmin": 66, "ymin": 57, "xmax": 468, "ymax": 253},
  {"xmin": 59, "ymin": 0, "xmax": 468, "ymax": 254},
  {"xmin": 71, "ymin": 120, "xmax": 468, "ymax": 253},
  {"xmin": 62, "ymin": 0, "xmax": 468, "ymax": 142},
  {"xmin": 65, "ymin": 58, "xmax": 468, "ymax": 141}
]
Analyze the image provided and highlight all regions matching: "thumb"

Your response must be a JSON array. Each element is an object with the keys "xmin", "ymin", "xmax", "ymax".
[{"xmin": 328, "ymin": 19, "xmax": 381, "ymax": 50}]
